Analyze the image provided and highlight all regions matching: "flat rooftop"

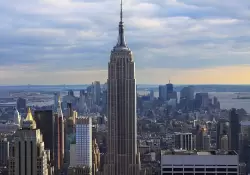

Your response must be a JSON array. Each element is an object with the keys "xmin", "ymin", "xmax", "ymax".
[{"xmin": 162, "ymin": 149, "xmax": 237, "ymax": 156}]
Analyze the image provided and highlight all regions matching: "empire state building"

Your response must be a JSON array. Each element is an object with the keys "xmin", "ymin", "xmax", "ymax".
[{"xmin": 103, "ymin": 0, "xmax": 141, "ymax": 175}]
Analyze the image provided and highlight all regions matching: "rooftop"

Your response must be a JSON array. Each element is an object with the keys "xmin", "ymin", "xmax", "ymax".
[{"xmin": 162, "ymin": 149, "xmax": 237, "ymax": 156}]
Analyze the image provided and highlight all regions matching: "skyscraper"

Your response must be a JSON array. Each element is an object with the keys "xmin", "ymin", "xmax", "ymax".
[
  {"xmin": 54, "ymin": 96, "xmax": 65, "ymax": 173},
  {"xmin": 13, "ymin": 108, "xmax": 21, "ymax": 127},
  {"xmin": 34, "ymin": 110, "xmax": 55, "ymax": 162},
  {"xmin": 166, "ymin": 81, "xmax": 173, "ymax": 93},
  {"xmin": 54, "ymin": 92, "xmax": 60, "ymax": 112},
  {"xmin": 216, "ymin": 118, "xmax": 229, "ymax": 149},
  {"xmin": 0, "ymin": 138, "xmax": 9, "ymax": 166},
  {"xmin": 75, "ymin": 117, "xmax": 92, "ymax": 168},
  {"xmin": 8, "ymin": 108, "xmax": 51, "ymax": 175},
  {"xmin": 103, "ymin": 1, "xmax": 141, "ymax": 174},
  {"xmin": 93, "ymin": 81, "xmax": 101, "ymax": 105},
  {"xmin": 158, "ymin": 85, "xmax": 167, "ymax": 101},
  {"xmin": 16, "ymin": 97, "xmax": 26, "ymax": 112},
  {"xmin": 229, "ymin": 108, "xmax": 240, "ymax": 152}
]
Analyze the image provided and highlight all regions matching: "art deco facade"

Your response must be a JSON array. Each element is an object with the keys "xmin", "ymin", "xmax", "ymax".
[
  {"xmin": 103, "ymin": 1, "xmax": 141, "ymax": 174},
  {"xmin": 8, "ymin": 108, "xmax": 51, "ymax": 175}
]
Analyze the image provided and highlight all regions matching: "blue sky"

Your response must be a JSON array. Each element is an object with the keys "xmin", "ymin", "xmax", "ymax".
[{"xmin": 0, "ymin": 0, "xmax": 250, "ymax": 85}]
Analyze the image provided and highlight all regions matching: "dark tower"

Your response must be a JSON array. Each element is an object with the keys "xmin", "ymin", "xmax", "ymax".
[
  {"xmin": 229, "ymin": 108, "xmax": 240, "ymax": 152},
  {"xmin": 34, "ymin": 110, "xmax": 55, "ymax": 161},
  {"xmin": 166, "ymin": 80, "xmax": 173, "ymax": 93}
]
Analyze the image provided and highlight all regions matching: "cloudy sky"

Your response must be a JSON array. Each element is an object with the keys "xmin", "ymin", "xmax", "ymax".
[{"xmin": 0, "ymin": 0, "xmax": 250, "ymax": 85}]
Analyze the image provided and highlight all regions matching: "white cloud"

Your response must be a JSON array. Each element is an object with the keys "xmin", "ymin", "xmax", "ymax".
[
  {"xmin": 18, "ymin": 28, "xmax": 66, "ymax": 37},
  {"xmin": 0, "ymin": 0, "xmax": 250, "ymax": 84}
]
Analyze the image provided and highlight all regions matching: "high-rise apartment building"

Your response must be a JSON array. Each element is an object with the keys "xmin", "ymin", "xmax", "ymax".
[
  {"xmin": 103, "ymin": 1, "xmax": 141, "ymax": 174},
  {"xmin": 229, "ymin": 108, "xmax": 240, "ymax": 152},
  {"xmin": 76, "ymin": 117, "xmax": 92, "ymax": 168},
  {"xmin": 8, "ymin": 108, "xmax": 51, "ymax": 175}
]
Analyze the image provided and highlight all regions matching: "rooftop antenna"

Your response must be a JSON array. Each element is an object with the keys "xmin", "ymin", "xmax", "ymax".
[{"xmin": 120, "ymin": 0, "xmax": 123, "ymax": 23}]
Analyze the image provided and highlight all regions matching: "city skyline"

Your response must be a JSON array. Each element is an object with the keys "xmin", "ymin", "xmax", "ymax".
[{"xmin": 1, "ymin": 0, "xmax": 250, "ymax": 84}]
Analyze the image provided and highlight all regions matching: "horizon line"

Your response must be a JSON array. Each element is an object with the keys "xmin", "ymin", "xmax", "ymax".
[{"xmin": 0, "ymin": 84, "xmax": 250, "ymax": 87}]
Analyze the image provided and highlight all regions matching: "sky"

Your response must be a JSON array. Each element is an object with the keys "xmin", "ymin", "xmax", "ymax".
[{"xmin": 0, "ymin": 0, "xmax": 250, "ymax": 85}]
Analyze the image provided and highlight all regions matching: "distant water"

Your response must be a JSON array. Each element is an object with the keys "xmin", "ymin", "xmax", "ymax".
[
  {"xmin": 209, "ymin": 92, "xmax": 250, "ymax": 113},
  {"xmin": 141, "ymin": 91, "xmax": 250, "ymax": 113},
  {"xmin": 0, "ymin": 85, "xmax": 249, "ymax": 113}
]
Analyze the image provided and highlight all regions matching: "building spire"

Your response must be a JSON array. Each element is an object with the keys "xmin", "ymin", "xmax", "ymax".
[
  {"xmin": 120, "ymin": 0, "xmax": 123, "ymax": 23},
  {"xmin": 26, "ymin": 107, "xmax": 34, "ymax": 122},
  {"xmin": 115, "ymin": 0, "xmax": 127, "ymax": 48}
]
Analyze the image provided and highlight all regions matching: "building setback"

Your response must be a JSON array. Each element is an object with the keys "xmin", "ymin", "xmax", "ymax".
[
  {"xmin": 8, "ymin": 108, "xmax": 52, "ymax": 175},
  {"xmin": 103, "ymin": 0, "xmax": 142, "ymax": 174}
]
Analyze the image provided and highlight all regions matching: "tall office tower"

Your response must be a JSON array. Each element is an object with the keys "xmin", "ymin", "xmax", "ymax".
[
  {"xmin": 166, "ymin": 81, "xmax": 174, "ymax": 100},
  {"xmin": 0, "ymin": 138, "xmax": 9, "ymax": 166},
  {"xmin": 103, "ymin": 1, "xmax": 141, "ymax": 174},
  {"xmin": 180, "ymin": 86, "xmax": 195, "ymax": 101},
  {"xmin": 8, "ymin": 108, "xmax": 50, "ymax": 175},
  {"xmin": 159, "ymin": 85, "xmax": 167, "ymax": 101},
  {"xmin": 194, "ymin": 93, "xmax": 209, "ymax": 109},
  {"xmin": 54, "ymin": 96, "xmax": 65, "ymax": 173},
  {"xmin": 16, "ymin": 97, "xmax": 26, "ymax": 112},
  {"xmin": 34, "ymin": 110, "xmax": 55, "ymax": 162},
  {"xmin": 173, "ymin": 132, "xmax": 193, "ymax": 150},
  {"xmin": 216, "ymin": 119, "xmax": 229, "ymax": 149},
  {"xmin": 75, "ymin": 117, "xmax": 92, "ymax": 168},
  {"xmin": 166, "ymin": 81, "xmax": 173, "ymax": 93},
  {"xmin": 13, "ymin": 108, "xmax": 21, "ymax": 126},
  {"xmin": 229, "ymin": 108, "xmax": 240, "ymax": 152},
  {"xmin": 93, "ymin": 81, "xmax": 101, "ymax": 105}
]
